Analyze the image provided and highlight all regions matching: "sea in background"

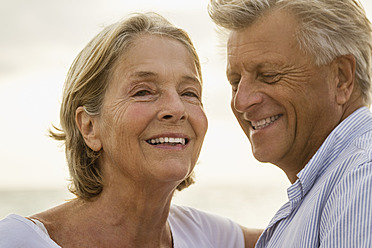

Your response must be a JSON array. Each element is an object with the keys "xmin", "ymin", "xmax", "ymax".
[
  {"xmin": 0, "ymin": 181, "xmax": 288, "ymax": 229},
  {"xmin": 0, "ymin": 0, "xmax": 296, "ymax": 231},
  {"xmin": 2, "ymin": 0, "xmax": 372, "ymax": 236}
]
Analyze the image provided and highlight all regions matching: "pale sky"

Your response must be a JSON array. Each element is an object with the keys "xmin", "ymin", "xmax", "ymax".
[{"xmin": 0, "ymin": 0, "xmax": 371, "ymax": 190}]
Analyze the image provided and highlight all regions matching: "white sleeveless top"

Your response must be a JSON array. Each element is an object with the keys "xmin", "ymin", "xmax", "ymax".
[{"xmin": 0, "ymin": 205, "xmax": 244, "ymax": 248}]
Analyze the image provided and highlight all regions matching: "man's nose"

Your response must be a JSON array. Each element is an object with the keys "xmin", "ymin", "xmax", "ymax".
[
  {"xmin": 157, "ymin": 92, "xmax": 188, "ymax": 122},
  {"xmin": 232, "ymin": 78, "xmax": 264, "ymax": 113}
]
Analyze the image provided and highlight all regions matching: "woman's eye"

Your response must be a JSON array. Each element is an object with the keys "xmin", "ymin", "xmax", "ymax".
[
  {"xmin": 183, "ymin": 91, "xmax": 200, "ymax": 98},
  {"xmin": 133, "ymin": 90, "xmax": 151, "ymax": 97}
]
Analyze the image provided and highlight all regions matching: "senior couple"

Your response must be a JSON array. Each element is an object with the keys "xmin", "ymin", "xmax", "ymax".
[{"xmin": 1, "ymin": 0, "xmax": 372, "ymax": 247}]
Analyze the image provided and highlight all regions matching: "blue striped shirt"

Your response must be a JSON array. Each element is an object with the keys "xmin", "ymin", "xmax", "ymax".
[{"xmin": 255, "ymin": 107, "xmax": 372, "ymax": 248}]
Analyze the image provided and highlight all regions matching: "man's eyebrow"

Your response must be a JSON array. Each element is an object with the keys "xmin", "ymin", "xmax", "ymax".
[{"xmin": 226, "ymin": 69, "xmax": 239, "ymax": 81}]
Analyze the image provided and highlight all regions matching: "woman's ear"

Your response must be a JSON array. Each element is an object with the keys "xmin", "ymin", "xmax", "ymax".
[
  {"xmin": 334, "ymin": 54, "xmax": 356, "ymax": 105},
  {"xmin": 75, "ymin": 106, "xmax": 102, "ymax": 152}
]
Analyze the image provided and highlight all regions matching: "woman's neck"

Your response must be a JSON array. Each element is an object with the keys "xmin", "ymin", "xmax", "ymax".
[{"xmin": 32, "ymin": 182, "xmax": 177, "ymax": 248}]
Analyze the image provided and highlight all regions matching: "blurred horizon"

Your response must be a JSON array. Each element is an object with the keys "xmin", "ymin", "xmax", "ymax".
[
  {"xmin": 0, "ymin": 0, "xmax": 287, "ymax": 191},
  {"xmin": 0, "ymin": 0, "xmax": 371, "ymax": 192},
  {"xmin": 2, "ymin": 0, "xmax": 372, "ymax": 230}
]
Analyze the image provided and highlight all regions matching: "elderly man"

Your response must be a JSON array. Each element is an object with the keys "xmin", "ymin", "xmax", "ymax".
[{"xmin": 209, "ymin": 0, "xmax": 372, "ymax": 247}]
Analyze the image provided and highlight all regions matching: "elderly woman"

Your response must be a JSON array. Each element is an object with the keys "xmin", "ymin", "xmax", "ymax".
[{"xmin": 0, "ymin": 13, "xmax": 259, "ymax": 247}]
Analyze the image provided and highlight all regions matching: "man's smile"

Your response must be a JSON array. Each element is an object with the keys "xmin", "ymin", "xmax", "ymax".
[{"xmin": 251, "ymin": 114, "xmax": 282, "ymax": 130}]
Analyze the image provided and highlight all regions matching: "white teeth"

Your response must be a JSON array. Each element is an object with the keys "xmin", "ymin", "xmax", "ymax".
[
  {"xmin": 251, "ymin": 115, "xmax": 280, "ymax": 130},
  {"xmin": 174, "ymin": 138, "xmax": 186, "ymax": 145},
  {"xmin": 147, "ymin": 137, "xmax": 186, "ymax": 145}
]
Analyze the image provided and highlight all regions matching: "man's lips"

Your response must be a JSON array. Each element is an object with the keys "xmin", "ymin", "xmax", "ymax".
[{"xmin": 251, "ymin": 114, "xmax": 282, "ymax": 130}]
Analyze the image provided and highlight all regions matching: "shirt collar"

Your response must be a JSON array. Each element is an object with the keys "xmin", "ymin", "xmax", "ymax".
[{"xmin": 287, "ymin": 107, "xmax": 371, "ymax": 202}]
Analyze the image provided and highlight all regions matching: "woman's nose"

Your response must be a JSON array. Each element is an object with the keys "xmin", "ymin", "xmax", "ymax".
[
  {"xmin": 232, "ymin": 79, "xmax": 263, "ymax": 113},
  {"xmin": 157, "ymin": 92, "xmax": 188, "ymax": 122}
]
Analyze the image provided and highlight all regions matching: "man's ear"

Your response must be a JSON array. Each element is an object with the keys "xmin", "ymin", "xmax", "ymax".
[
  {"xmin": 75, "ymin": 106, "xmax": 102, "ymax": 152},
  {"xmin": 334, "ymin": 54, "xmax": 356, "ymax": 105}
]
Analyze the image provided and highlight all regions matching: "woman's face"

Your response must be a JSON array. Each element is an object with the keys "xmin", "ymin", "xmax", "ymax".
[{"xmin": 95, "ymin": 35, "xmax": 208, "ymax": 188}]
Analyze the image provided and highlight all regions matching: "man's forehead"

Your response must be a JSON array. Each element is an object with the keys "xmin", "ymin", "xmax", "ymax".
[{"xmin": 227, "ymin": 9, "xmax": 299, "ymax": 44}]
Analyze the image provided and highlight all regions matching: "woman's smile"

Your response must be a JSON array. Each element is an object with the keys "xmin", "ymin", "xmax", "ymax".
[
  {"xmin": 95, "ymin": 34, "xmax": 207, "ymax": 184},
  {"xmin": 146, "ymin": 135, "xmax": 189, "ymax": 146}
]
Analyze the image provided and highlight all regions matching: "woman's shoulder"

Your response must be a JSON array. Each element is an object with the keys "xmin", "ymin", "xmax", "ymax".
[
  {"xmin": 0, "ymin": 214, "xmax": 39, "ymax": 239},
  {"xmin": 169, "ymin": 205, "xmax": 244, "ymax": 248},
  {"xmin": 0, "ymin": 214, "xmax": 60, "ymax": 248},
  {"xmin": 169, "ymin": 204, "xmax": 239, "ymax": 227}
]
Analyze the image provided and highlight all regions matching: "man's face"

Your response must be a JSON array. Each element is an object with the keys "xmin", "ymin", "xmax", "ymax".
[{"xmin": 226, "ymin": 10, "xmax": 342, "ymax": 177}]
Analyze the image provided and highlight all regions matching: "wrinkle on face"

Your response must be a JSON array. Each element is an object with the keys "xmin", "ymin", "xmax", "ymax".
[
  {"xmin": 91, "ymin": 35, "xmax": 207, "ymax": 188},
  {"xmin": 226, "ymin": 9, "xmax": 343, "ymax": 178}
]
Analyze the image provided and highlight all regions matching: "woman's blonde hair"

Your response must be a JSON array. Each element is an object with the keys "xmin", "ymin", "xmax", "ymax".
[
  {"xmin": 51, "ymin": 12, "xmax": 202, "ymax": 199},
  {"xmin": 208, "ymin": 0, "xmax": 372, "ymax": 105}
]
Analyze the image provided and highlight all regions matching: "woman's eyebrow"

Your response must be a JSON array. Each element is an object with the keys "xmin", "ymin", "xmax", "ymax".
[
  {"xmin": 129, "ymin": 71, "xmax": 201, "ymax": 86},
  {"xmin": 182, "ymin": 75, "xmax": 201, "ymax": 85},
  {"xmin": 130, "ymin": 71, "xmax": 158, "ymax": 79}
]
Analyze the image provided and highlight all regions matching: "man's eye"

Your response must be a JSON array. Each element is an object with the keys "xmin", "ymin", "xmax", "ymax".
[
  {"xmin": 259, "ymin": 73, "xmax": 281, "ymax": 84},
  {"xmin": 229, "ymin": 80, "xmax": 239, "ymax": 92},
  {"xmin": 230, "ymin": 81, "xmax": 239, "ymax": 92}
]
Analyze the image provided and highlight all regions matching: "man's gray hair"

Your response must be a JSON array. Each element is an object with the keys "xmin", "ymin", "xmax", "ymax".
[{"xmin": 208, "ymin": 0, "xmax": 372, "ymax": 105}]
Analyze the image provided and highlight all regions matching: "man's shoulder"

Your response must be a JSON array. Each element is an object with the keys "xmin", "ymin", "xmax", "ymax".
[
  {"xmin": 353, "ymin": 125, "xmax": 372, "ymax": 151},
  {"xmin": 340, "ymin": 123, "xmax": 372, "ymax": 172},
  {"xmin": 323, "ymin": 149, "xmax": 372, "ymax": 204},
  {"xmin": 325, "ymin": 134, "xmax": 372, "ymax": 188},
  {"xmin": 333, "ymin": 107, "xmax": 372, "ymax": 171}
]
